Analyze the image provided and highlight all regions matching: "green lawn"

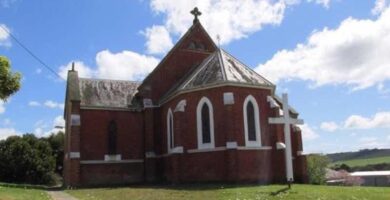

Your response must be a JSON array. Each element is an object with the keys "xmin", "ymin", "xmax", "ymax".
[
  {"xmin": 67, "ymin": 184, "xmax": 390, "ymax": 200},
  {"xmin": 0, "ymin": 186, "xmax": 50, "ymax": 200},
  {"xmin": 332, "ymin": 156, "xmax": 390, "ymax": 167}
]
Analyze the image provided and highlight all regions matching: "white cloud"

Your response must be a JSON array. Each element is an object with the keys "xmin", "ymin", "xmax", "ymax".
[
  {"xmin": 344, "ymin": 112, "xmax": 390, "ymax": 129},
  {"xmin": 58, "ymin": 61, "xmax": 95, "ymax": 80},
  {"xmin": 95, "ymin": 50, "xmax": 159, "ymax": 80},
  {"xmin": 0, "ymin": 100, "xmax": 5, "ymax": 114},
  {"xmin": 322, "ymin": 111, "xmax": 390, "ymax": 132},
  {"xmin": 59, "ymin": 50, "xmax": 159, "ymax": 81},
  {"xmin": 306, "ymin": 0, "xmax": 330, "ymax": 8},
  {"xmin": 148, "ymin": 0, "xmax": 298, "ymax": 47},
  {"xmin": 299, "ymin": 124, "xmax": 319, "ymax": 141},
  {"xmin": 372, "ymin": 0, "xmax": 389, "ymax": 15},
  {"xmin": 0, "ymin": 128, "xmax": 20, "ymax": 140},
  {"xmin": 28, "ymin": 101, "xmax": 40, "ymax": 107},
  {"xmin": 28, "ymin": 100, "xmax": 64, "ymax": 109},
  {"xmin": 143, "ymin": 25, "xmax": 173, "ymax": 55},
  {"xmin": 34, "ymin": 115, "xmax": 65, "ymax": 137},
  {"xmin": 43, "ymin": 100, "xmax": 64, "ymax": 109},
  {"xmin": 357, "ymin": 136, "xmax": 390, "ymax": 149},
  {"xmin": 0, "ymin": 24, "xmax": 11, "ymax": 47},
  {"xmin": 256, "ymin": 7, "xmax": 390, "ymax": 91},
  {"xmin": 320, "ymin": 121, "xmax": 339, "ymax": 132},
  {"xmin": 387, "ymin": 135, "xmax": 390, "ymax": 141}
]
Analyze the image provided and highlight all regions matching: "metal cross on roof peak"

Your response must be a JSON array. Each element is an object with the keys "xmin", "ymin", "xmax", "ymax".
[{"xmin": 190, "ymin": 7, "xmax": 202, "ymax": 24}]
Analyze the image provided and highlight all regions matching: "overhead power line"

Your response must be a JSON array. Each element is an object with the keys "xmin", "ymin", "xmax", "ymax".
[{"xmin": 0, "ymin": 25, "xmax": 64, "ymax": 80}]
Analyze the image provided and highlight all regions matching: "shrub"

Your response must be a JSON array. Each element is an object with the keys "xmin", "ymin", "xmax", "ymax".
[
  {"xmin": 44, "ymin": 131, "xmax": 64, "ymax": 175},
  {"xmin": 307, "ymin": 154, "xmax": 330, "ymax": 185},
  {"xmin": 0, "ymin": 134, "xmax": 55, "ymax": 184}
]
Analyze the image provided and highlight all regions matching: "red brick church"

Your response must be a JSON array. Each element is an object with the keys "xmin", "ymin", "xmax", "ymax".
[{"xmin": 63, "ymin": 8, "xmax": 308, "ymax": 186}]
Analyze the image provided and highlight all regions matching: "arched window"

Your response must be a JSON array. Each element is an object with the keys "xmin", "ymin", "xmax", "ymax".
[
  {"xmin": 167, "ymin": 108, "xmax": 174, "ymax": 152},
  {"xmin": 107, "ymin": 120, "xmax": 117, "ymax": 154},
  {"xmin": 243, "ymin": 95, "xmax": 261, "ymax": 147},
  {"xmin": 197, "ymin": 97, "xmax": 215, "ymax": 149}
]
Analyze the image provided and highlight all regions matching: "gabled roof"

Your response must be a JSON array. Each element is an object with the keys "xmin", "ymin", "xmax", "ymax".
[
  {"xmin": 180, "ymin": 49, "xmax": 274, "ymax": 90},
  {"xmin": 158, "ymin": 48, "xmax": 275, "ymax": 104},
  {"xmin": 78, "ymin": 78, "xmax": 140, "ymax": 108},
  {"xmin": 138, "ymin": 21, "xmax": 217, "ymax": 91}
]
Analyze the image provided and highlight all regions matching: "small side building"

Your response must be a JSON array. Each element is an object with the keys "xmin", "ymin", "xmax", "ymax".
[{"xmin": 349, "ymin": 171, "xmax": 390, "ymax": 186}]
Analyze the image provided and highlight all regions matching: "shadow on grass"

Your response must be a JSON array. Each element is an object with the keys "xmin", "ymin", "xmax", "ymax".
[
  {"xmin": 77, "ymin": 183, "xmax": 260, "ymax": 191},
  {"xmin": 270, "ymin": 187, "xmax": 290, "ymax": 196},
  {"xmin": 70, "ymin": 182, "xmax": 291, "ymax": 193}
]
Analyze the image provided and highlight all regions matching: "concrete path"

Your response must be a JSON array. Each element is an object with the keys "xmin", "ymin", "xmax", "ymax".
[{"xmin": 47, "ymin": 191, "xmax": 78, "ymax": 200}]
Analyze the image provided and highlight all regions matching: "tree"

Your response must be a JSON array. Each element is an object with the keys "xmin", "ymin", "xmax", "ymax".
[
  {"xmin": 307, "ymin": 154, "xmax": 330, "ymax": 185},
  {"xmin": 332, "ymin": 163, "xmax": 351, "ymax": 172},
  {"xmin": 44, "ymin": 131, "xmax": 64, "ymax": 175},
  {"xmin": 0, "ymin": 134, "xmax": 55, "ymax": 184},
  {"xmin": 0, "ymin": 56, "xmax": 21, "ymax": 100}
]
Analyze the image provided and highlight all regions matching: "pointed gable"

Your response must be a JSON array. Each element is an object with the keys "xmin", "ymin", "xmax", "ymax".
[{"xmin": 138, "ymin": 22, "xmax": 217, "ymax": 102}]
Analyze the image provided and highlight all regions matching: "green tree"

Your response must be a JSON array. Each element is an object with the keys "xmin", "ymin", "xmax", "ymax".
[
  {"xmin": 0, "ymin": 134, "xmax": 55, "ymax": 184},
  {"xmin": 0, "ymin": 56, "xmax": 21, "ymax": 100},
  {"xmin": 44, "ymin": 131, "xmax": 64, "ymax": 174},
  {"xmin": 307, "ymin": 154, "xmax": 330, "ymax": 185}
]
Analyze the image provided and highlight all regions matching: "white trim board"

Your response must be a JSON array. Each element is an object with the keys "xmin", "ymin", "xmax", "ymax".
[
  {"xmin": 167, "ymin": 108, "xmax": 174, "ymax": 153},
  {"xmin": 196, "ymin": 97, "xmax": 215, "ymax": 149},
  {"xmin": 159, "ymin": 82, "xmax": 275, "ymax": 106},
  {"xmin": 237, "ymin": 146, "xmax": 272, "ymax": 150},
  {"xmin": 80, "ymin": 159, "xmax": 144, "ymax": 165},
  {"xmin": 187, "ymin": 146, "xmax": 272, "ymax": 154},
  {"xmin": 243, "ymin": 95, "xmax": 262, "ymax": 147},
  {"xmin": 188, "ymin": 146, "xmax": 226, "ymax": 153}
]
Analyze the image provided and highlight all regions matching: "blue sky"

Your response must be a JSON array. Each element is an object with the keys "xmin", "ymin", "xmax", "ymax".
[{"xmin": 1, "ymin": 0, "xmax": 390, "ymax": 153}]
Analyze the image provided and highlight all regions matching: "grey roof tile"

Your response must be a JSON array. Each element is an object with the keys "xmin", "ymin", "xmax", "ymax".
[
  {"xmin": 180, "ymin": 48, "xmax": 274, "ymax": 90},
  {"xmin": 78, "ymin": 78, "xmax": 140, "ymax": 108}
]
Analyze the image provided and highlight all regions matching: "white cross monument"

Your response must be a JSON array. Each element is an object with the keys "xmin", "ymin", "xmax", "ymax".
[{"xmin": 269, "ymin": 93, "xmax": 304, "ymax": 184}]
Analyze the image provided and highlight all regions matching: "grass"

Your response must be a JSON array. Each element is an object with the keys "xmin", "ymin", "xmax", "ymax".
[
  {"xmin": 332, "ymin": 156, "xmax": 390, "ymax": 167},
  {"xmin": 66, "ymin": 184, "xmax": 390, "ymax": 200},
  {"xmin": 0, "ymin": 186, "xmax": 50, "ymax": 200}
]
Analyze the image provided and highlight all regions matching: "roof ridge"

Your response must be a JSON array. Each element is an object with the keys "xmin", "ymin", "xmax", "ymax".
[
  {"xmin": 79, "ymin": 77, "xmax": 141, "ymax": 84},
  {"xmin": 217, "ymin": 48, "xmax": 227, "ymax": 81},
  {"xmin": 179, "ymin": 52, "xmax": 216, "ymax": 89},
  {"xmin": 139, "ymin": 21, "xmax": 217, "ymax": 89},
  {"xmin": 220, "ymin": 49, "xmax": 274, "ymax": 86}
]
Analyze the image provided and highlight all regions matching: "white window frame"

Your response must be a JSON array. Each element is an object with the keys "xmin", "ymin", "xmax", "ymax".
[
  {"xmin": 167, "ymin": 108, "xmax": 174, "ymax": 153},
  {"xmin": 196, "ymin": 97, "xmax": 215, "ymax": 149},
  {"xmin": 243, "ymin": 95, "xmax": 262, "ymax": 147}
]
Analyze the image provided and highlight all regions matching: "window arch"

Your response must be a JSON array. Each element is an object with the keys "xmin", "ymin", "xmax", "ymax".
[
  {"xmin": 243, "ymin": 95, "xmax": 261, "ymax": 147},
  {"xmin": 196, "ymin": 97, "xmax": 215, "ymax": 149},
  {"xmin": 167, "ymin": 108, "xmax": 174, "ymax": 152}
]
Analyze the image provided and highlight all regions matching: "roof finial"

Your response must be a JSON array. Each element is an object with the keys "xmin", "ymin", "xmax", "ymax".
[
  {"xmin": 216, "ymin": 34, "xmax": 221, "ymax": 48},
  {"xmin": 71, "ymin": 62, "xmax": 75, "ymax": 71},
  {"xmin": 190, "ymin": 7, "xmax": 202, "ymax": 24}
]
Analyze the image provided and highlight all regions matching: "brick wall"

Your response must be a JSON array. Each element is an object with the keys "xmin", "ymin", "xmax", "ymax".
[
  {"xmin": 79, "ymin": 109, "xmax": 144, "ymax": 160},
  {"xmin": 160, "ymin": 86, "xmax": 273, "ymax": 153},
  {"xmin": 77, "ymin": 109, "xmax": 145, "ymax": 186},
  {"xmin": 139, "ymin": 23, "xmax": 216, "ymax": 102},
  {"xmin": 155, "ymin": 86, "xmax": 307, "ymax": 183},
  {"xmin": 80, "ymin": 163, "xmax": 144, "ymax": 186},
  {"xmin": 63, "ymin": 101, "xmax": 81, "ymax": 186}
]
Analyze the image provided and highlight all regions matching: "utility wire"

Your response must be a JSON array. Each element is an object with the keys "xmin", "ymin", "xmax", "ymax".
[{"xmin": 0, "ymin": 25, "xmax": 64, "ymax": 80}]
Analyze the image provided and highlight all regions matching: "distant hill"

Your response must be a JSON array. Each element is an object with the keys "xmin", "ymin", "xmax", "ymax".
[{"xmin": 326, "ymin": 148, "xmax": 390, "ymax": 162}]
